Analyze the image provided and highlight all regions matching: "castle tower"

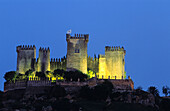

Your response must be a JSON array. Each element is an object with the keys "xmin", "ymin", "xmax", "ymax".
[
  {"xmin": 66, "ymin": 33, "xmax": 89, "ymax": 74},
  {"xmin": 105, "ymin": 46, "xmax": 126, "ymax": 79},
  {"xmin": 37, "ymin": 47, "xmax": 50, "ymax": 73},
  {"xmin": 16, "ymin": 45, "xmax": 36, "ymax": 74}
]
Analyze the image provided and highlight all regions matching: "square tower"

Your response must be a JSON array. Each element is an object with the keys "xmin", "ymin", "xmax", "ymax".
[
  {"xmin": 66, "ymin": 33, "xmax": 89, "ymax": 74},
  {"xmin": 105, "ymin": 46, "xmax": 126, "ymax": 79},
  {"xmin": 37, "ymin": 47, "xmax": 50, "ymax": 73},
  {"xmin": 16, "ymin": 45, "xmax": 36, "ymax": 74}
]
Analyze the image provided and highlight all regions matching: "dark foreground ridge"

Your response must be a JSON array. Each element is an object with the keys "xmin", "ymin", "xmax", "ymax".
[{"xmin": 0, "ymin": 81, "xmax": 170, "ymax": 111}]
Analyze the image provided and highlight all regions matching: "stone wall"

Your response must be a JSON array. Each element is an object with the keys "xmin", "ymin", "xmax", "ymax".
[
  {"xmin": 4, "ymin": 80, "xmax": 27, "ymax": 92},
  {"xmin": 4, "ymin": 77, "xmax": 134, "ymax": 92},
  {"xmin": 4, "ymin": 78, "xmax": 52, "ymax": 92},
  {"xmin": 50, "ymin": 56, "xmax": 67, "ymax": 72},
  {"xmin": 27, "ymin": 78, "xmax": 52, "ymax": 86}
]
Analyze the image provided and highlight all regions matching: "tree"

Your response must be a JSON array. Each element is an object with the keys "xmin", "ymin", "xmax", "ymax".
[
  {"xmin": 53, "ymin": 69, "xmax": 65, "ymax": 77},
  {"xmin": 64, "ymin": 70, "xmax": 88, "ymax": 81},
  {"xmin": 87, "ymin": 69, "xmax": 95, "ymax": 78},
  {"xmin": 136, "ymin": 86, "xmax": 143, "ymax": 90},
  {"xmin": 124, "ymin": 71, "xmax": 127, "ymax": 79},
  {"xmin": 162, "ymin": 86, "xmax": 169, "ymax": 97},
  {"xmin": 36, "ymin": 72, "xmax": 46, "ymax": 78},
  {"xmin": 4, "ymin": 71, "xmax": 17, "ymax": 82},
  {"xmin": 15, "ymin": 73, "xmax": 27, "ymax": 80},
  {"xmin": 148, "ymin": 86, "xmax": 159, "ymax": 97},
  {"xmin": 25, "ymin": 69, "xmax": 35, "ymax": 77},
  {"xmin": 46, "ymin": 71, "xmax": 54, "ymax": 78}
]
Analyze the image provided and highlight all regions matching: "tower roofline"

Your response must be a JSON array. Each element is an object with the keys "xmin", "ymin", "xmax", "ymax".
[
  {"xmin": 16, "ymin": 45, "xmax": 36, "ymax": 52},
  {"xmin": 66, "ymin": 33, "xmax": 89, "ymax": 42},
  {"xmin": 105, "ymin": 46, "xmax": 125, "ymax": 52}
]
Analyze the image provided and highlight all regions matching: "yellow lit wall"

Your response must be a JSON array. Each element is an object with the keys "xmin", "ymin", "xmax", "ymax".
[
  {"xmin": 105, "ymin": 47, "xmax": 125, "ymax": 79},
  {"xmin": 98, "ymin": 55, "xmax": 106, "ymax": 79}
]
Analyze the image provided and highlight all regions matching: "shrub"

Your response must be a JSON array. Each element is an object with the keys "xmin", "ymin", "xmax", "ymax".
[
  {"xmin": 79, "ymin": 80, "xmax": 113, "ymax": 101},
  {"xmin": 64, "ymin": 71, "xmax": 88, "ymax": 82},
  {"xmin": 25, "ymin": 69, "xmax": 35, "ymax": 77},
  {"xmin": 15, "ymin": 73, "xmax": 27, "ymax": 80},
  {"xmin": 36, "ymin": 72, "xmax": 46, "ymax": 78},
  {"xmin": 4, "ymin": 71, "xmax": 17, "ymax": 82},
  {"xmin": 53, "ymin": 69, "xmax": 65, "ymax": 77}
]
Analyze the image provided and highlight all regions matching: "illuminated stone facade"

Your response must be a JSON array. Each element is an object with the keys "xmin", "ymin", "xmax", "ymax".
[
  {"xmin": 99, "ymin": 46, "xmax": 126, "ymax": 79},
  {"xmin": 16, "ymin": 33, "xmax": 126, "ymax": 79},
  {"xmin": 16, "ymin": 45, "xmax": 36, "ymax": 74},
  {"xmin": 66, "ymin": 34, "xmax": 89, "ymax": 74}
]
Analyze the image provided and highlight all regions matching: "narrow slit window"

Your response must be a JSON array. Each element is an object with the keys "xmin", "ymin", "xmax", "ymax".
[{"xmin": 75, "ymin": 49, "xmax": 80, "ymax": 53}]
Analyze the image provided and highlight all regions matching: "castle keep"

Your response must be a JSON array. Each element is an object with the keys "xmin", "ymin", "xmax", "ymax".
[{"xmin": 16, "ymin": 33, "xmax": 126, "ymax": 79}]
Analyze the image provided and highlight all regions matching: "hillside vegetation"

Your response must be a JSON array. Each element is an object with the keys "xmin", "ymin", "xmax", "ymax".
[{"xmin": 1, "ymin": 81, "xmax": 170, "ymax": 111}]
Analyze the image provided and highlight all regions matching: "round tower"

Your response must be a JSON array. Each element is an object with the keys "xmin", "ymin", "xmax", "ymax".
[{"xmin": 66, "ymin": 33, "xmax": 89, "ymax": 74}]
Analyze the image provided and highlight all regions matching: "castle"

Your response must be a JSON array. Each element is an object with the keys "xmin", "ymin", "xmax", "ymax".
[
  {"xmin": 16, "ymin": 33, "xmax": 126, "ymax": 80},
  {"xmin": 4, "ymin": 32, "xmax": 134, "ymax": 92}
]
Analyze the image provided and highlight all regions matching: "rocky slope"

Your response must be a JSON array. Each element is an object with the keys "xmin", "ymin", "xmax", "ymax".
[{"xmin": 0, "ymin": 85, "xmax": 170, "ymax": 111}]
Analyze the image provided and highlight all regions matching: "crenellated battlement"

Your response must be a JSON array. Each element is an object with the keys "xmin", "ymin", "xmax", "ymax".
[
  {"xmin": 66, "ymin": 33, "xmax": 89, "ymax": 42},
  {"xmin": 88, "ymin": 54, "xmax": 100, "ymax": 61},
  {"xmin": 50, "ymin": 56, "xmax": 66, "ymax": 63},
  {"xmin": 88, "ymin": 56, "xmax": 94, "ymax": 61},
  {"xmin": 16, "ymin": 45, "xmax": 36, "ymax": 52},
  {"xmin": 105, "ymin": 46, "xmax": 125, "ymax": 53},
  {"xmin": 39, "ymin": 47, "xmax": 50, "ymax": 52},
  {"xmin": 50, "ymin": 58, "xmax": 60, "ymax": 63}
]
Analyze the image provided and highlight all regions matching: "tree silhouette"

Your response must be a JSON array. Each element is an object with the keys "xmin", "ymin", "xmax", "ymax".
[
  {"xmin": 162, "ymin": 86, "xmax": 169, "ymax": 97},
  {"xmin": 35, "ymin": 72, "xmax": 46, "ymax": 78},
  {"xmin": 64, "ymin": 71, "xmax": 88, "ymax": 81},
  {"xmin": 147, "ymin": 86, "xmax": 159, "ymax": 97},
  {"xmin": 136, "ymin": 86, "xmax": 143, "ymax": 90},
  {"xmin": 4, "ymin": 71, "xmax": 17, "ymax": 82},
  {"xmin": 15, "ymin": 73, "xmax": 27, "ymax": 80},
  {"xmin": 25, "ymin": 69, "xmax": 34, "ymax": 77},
  {"xmin": 53, "ymin": 69, "xmax": 65, "ymax": 77}
]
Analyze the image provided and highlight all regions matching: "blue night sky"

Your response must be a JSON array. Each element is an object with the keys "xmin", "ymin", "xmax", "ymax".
[{"xmin": 0, "ymin": 0, "xmax": 170, "ymax": 95}]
